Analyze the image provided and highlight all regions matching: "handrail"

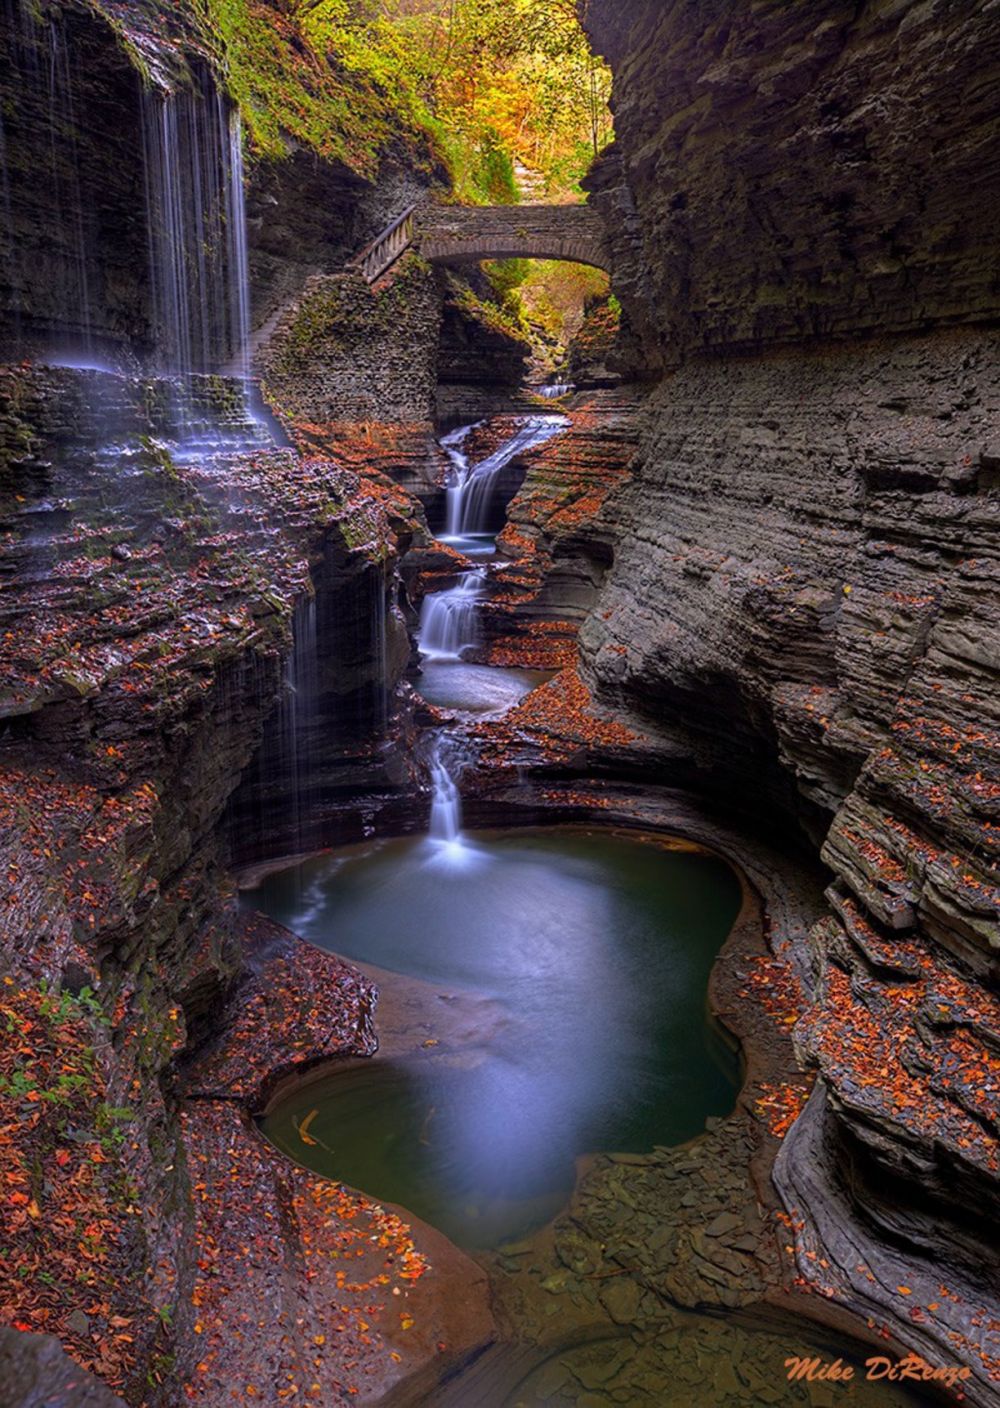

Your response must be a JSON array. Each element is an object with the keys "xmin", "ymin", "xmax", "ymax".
[{"xmin": 350, "ymin": 203, "xmax": 418, "ymax": 285}]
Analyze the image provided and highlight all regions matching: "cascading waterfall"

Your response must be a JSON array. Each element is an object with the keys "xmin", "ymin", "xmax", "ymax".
[
  {"xmin": 427, "ymin": 735, "xmax": 465, "ymax": 849},
  {"xmin": 281, "ymin": 596, "xmax": 319, "ymax": 854},
  {"xmin": 141, "ymin": 81, "xmax": 251, "ymax": 383},
  {"xmin": 443, "ymin": 414, "xmax": 568, "ymax": 540},
  {"xmin": 419, "ymin": 570, "xmax": 485, "ymax": 660},
  {"xmin": 0, "ymin": 3, "xmax": 97, "ymax": 357}
]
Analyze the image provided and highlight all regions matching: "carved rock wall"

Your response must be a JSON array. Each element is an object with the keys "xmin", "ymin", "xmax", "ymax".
[
  {"xmin": 581, "ymin": 0, "xmax": 1000, "ymax": 1391},
  {"xmin": 586, "ymin": 0, "xmax": 1000, "ymax": 369}
]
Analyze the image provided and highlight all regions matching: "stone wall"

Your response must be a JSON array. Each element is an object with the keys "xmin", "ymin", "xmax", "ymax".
[{"xmin": 257, "ymin": 257, "xmax": 444, "ymax": 424}]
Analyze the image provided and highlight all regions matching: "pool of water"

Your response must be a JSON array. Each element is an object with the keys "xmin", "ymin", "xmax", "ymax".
[
  {"xmin": 415, "ymin": 660, "xmax": 552, "ymax": 715},
  {"xmin": 249, "ymin": 829, "xmax": 742, "ymax": 1248},
  {"xmin": 439, "ymin": 530, "xmax": 498, "ymax": 557}
]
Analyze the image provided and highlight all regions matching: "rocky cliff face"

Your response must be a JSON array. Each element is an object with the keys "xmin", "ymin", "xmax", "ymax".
[
  {"xmin": 0, "ymin": 357, "xmax": 449, "ymax": 1401},
  {"xmin": 582, "ymin": 0, "xmax": 999, "ymax": 1394},
  {"xmin": 0, "ymin": 0, "xmax": 151, "ymax": 360},
  {"xmin": 586, "ymin": 0, "xmax": 1000, "ymax": 371}
]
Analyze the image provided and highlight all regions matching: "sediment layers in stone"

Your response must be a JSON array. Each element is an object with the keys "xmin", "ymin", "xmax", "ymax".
[
  {"xmin": 0, "ymin": 361, "xmax": 420, "ymax": 1401},
  {"xmin": 577, "ymin": 0, "xmax": 1000, "ymax": 1388},
  {"xmin": 585, "ymin": 0, "xmax": 1000, "ymax": 372},
  {"xmin": 481, "ymin": 392, "xmax": 641, "ymax": 669},
  {"xmin": 570, "ymin": 336, "xmax": 1000, "ymax": 1394}
]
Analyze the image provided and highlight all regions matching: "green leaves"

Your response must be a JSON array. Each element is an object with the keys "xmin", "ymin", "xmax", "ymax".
[{"xmin": 296, "ymin": 0, "xmax": 613, "ymax": 200}]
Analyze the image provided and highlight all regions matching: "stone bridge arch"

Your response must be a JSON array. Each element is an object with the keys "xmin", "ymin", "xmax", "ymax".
[{"xmin": 417, "ymin": 204, "xmax": 610, "ymax": 273}]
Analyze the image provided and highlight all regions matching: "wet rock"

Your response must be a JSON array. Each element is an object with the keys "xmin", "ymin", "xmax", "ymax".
[
  {"xmin": 704, "ymin": 1212, "xmax": 743, "ymax": 1238},
  {"xmin": 0, "ymin": 1328, "xmax": 125, "ymax": 1408},
  {"xmin": 598, "ymin": 1278, "xmax": 643, "ymax": 1325}
]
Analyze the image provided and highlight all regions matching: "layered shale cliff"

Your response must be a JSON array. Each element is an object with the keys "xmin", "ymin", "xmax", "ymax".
[
  {"xmin": 580, "ymin": 0, "xmax": 1000, "ymax": 1395},
  {"xmin": 0, "ymin": 1, "xmax": 498, "ymax": 1402}
]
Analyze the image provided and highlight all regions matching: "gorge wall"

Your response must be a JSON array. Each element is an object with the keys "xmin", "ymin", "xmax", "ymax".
[
  {"xmin": 1, "ymin": 0, "xmax": 998, "ymax": 1400},
  {"xmin": 0, "ymin": 2, "xmax": 489, "ymax": 1402},
  {"xmin": 580, "ymin": 0, "xmax": 999, "ymax": 1393}
]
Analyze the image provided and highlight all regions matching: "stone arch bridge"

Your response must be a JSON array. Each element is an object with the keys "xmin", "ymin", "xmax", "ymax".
[{"xmin": 353, "ymin": 203, "xmax": 610, "ymax": 284}]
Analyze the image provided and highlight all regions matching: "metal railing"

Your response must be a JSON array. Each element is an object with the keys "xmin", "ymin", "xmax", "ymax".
[{"xmin": 351, "ymin": 204, "xmax": 417, "ymax": 285}]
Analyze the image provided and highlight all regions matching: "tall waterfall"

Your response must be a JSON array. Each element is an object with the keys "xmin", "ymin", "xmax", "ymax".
[
  {"xmin": 443, "ymin": 415, "xmax": 568, "ymax": 540},
  {"xmin": 419, "ymin": 570, "xmax": 484, "ymax": 660},
  {"xmin": 0, "ymin": 5, "xmax": 97, "ymax": 358},
  {"xmin": 281, "ymin": 596, "xmax": 319, "ymax": 854},
  {"xmin": 141, "ymin": 83, "xmax": 251, "ymax": 380}
]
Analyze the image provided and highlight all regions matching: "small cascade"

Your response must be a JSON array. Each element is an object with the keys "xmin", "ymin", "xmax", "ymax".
[
  {"xmin": 426, "ymin": 735, "xmax": 467, "ymax": 852},
  {"xmin": 141, "ymin": 82, "xmax": 252, "ymax": 383},
  {"xmin": 443, "ymin": 414, "xmax": 568, "ymax": 540},
  {"xmin": 419, "ymin": 570, "xmax": 485, "ymax": 661},
  {"xmin": 537, "ymin": 382, "xmax": 573, "ymax": 399}
]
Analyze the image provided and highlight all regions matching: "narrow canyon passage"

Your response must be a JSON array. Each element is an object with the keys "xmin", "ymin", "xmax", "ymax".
[
  {"xmin": 246, "ymin": 415, "xmax": 742, "ymax": 1260},
  {"xmin": 0, "ymin": 2, "xmax": 998, "ymax": 1408},
  {"xmin": 233, "ymin": 411, "xmax": 937, "ymax": 1408}
]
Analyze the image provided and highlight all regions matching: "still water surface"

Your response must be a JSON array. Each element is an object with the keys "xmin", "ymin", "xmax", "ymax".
[
  {"xmin": 249, "ymin": 830, "xmax": 742, "ymax": 1247},
  {"xmin": 415, "ymin": 660, "xmax": 551, "ymax": 715}
]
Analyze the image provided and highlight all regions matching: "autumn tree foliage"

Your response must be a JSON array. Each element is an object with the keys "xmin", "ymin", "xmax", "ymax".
[{"xmin": 296, "ymin": 0, "xmax": 613, "ymax": 202}]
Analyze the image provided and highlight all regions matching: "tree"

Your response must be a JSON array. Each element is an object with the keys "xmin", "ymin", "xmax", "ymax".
[{"xmin": 296, "ymin": 0, "xmax": 613, "ymax": 201}]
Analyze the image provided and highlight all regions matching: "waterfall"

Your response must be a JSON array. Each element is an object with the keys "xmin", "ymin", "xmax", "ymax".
[
  {"xmin": 282, "ymin": 596, "xmax": 319, "ymax": 854},
  {"xmin": 141, "ymin": 83, "xmax": 251, "ymax": 381},
  {"xmin": 419, "ymin": 570, "xmax": 484, "ymax": 660},
  {"xmin": 225, "ymin": 108, "xmax": 252, "ymax": 383},
  {"xmin": 426, "ymin": 735, "xmax": 467, "ymax": 852},
  {"xmin": 47, "ymin": 20, "xmax": 92, "ymax": 354},
  {"xmin": 538, "ymin": 382, "xmax": 573, "ymax": 399},
  {"xmin": 443, "ymin": 415, "xmax": 568, "ymax": 540}
]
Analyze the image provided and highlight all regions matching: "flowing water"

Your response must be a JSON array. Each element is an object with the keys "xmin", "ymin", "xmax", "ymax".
[
  {"xmin": 141, "ymin": 81, "xmax": 251, "ymax": 382},
  {"xmin": 419, "ymin": 568, "xmax": 485, "ymax": 660},
  {"xmin": 415, "ymin": 660, "xmax": 551, "ymax": 715},
  {"xmin": 443, "ymin": 414, "xmax": 568, "ymax": 545},
  {"xmin": 426, "ymin": 732, "xmax": 466, "ymax": 848},
  {"xmin": 251, "ymin": 830, "xmax": 742, "ymax": 1248}
]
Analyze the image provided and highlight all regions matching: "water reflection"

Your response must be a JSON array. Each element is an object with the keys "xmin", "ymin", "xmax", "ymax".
[
  {"xmin": 251, "ymin": 831, "xmax": 742, "ymax": 1247},
  {"xmin": 416, "ymin": 661, "xmax": 552, "ymax": 716}
]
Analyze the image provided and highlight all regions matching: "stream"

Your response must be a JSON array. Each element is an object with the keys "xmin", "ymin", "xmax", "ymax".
[
  {"xmin": 248, "ymin": 416, "xmax": 747, "ymax": 1247},
  {"xmin": 244, "ymin": 415, "xmax": 928, "ymax": 1407}
]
